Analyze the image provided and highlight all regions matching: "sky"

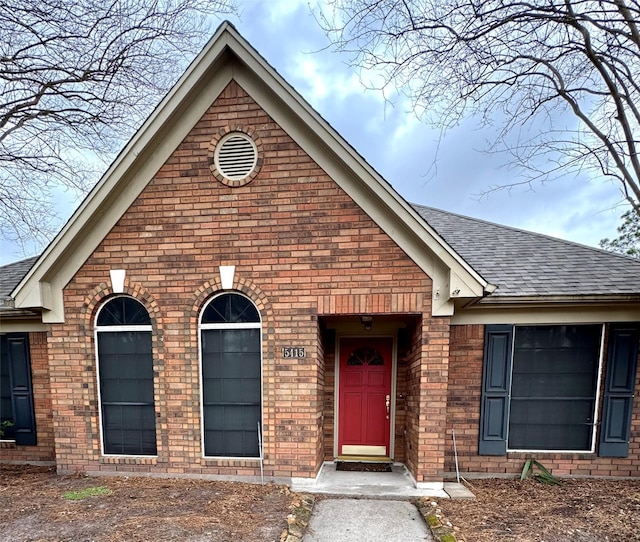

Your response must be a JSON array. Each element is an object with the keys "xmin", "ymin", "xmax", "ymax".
[{"xmin": 0, "ymin": 0, "xmax": 628, "ymax": 265}]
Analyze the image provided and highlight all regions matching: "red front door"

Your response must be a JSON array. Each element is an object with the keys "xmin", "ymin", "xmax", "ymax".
[{"xmin": 338, "ymin": 338, "xmax": 393, "ymax": 457}]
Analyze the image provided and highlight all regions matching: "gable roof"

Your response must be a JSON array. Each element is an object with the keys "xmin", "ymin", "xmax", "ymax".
[
  {"xmin": 9, "ymin": 22, "xmax": 489, "ymax": 323},
  {"xmin": 4, "ymin": 203, "xmax": 640, "ymax": 315},
  {"xmin": 415, "ymin": 205, "xmax": 640, "ymax": 300}
]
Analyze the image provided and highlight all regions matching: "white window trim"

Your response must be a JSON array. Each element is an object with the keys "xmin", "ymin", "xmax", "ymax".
[
  {"xmin": 505, "ymin": 323, "xmax": 605, "ymax": 454},
  {"xmin": 198, "ymin": 291, "xmax": 264, "ymax": 461},
  {"xmin": 94, "ymin": 295, "xmax": 156, "ymax": 458},
  {"xmin": 200, "ymin": 322, "xmax": 261, "ymax": 330},
  {"xmin": 95, "ymin": 325, "xmax": 153, "ymax": 333}
]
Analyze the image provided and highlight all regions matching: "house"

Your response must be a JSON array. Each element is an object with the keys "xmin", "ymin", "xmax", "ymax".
[{"xmin": 1, "ymin": 22, "xmax": 639, "ymax": 489}]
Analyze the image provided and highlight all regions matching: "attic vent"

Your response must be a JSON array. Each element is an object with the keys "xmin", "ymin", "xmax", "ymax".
[{"xmin": 214, "ymin": 132, "xmax": 258, "ymax": 181}]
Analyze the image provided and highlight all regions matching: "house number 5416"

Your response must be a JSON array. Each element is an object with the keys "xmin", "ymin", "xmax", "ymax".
[{"xmin": 282, "ymin": 347, "xmax": 306, "ymax": 359}]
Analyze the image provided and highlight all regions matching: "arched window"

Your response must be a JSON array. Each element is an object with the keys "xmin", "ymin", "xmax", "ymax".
[
  {"xmin": 95, "ymin": 296, "xmax": 156, "ymax": 456},
  {"xmin": 200, "ymin": 293, "xmax": 262, "ymax": 458}
]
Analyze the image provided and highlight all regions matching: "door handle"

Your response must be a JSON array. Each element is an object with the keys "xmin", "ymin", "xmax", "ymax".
[{"xmin": 386, "ymin": 394, "xmax": 390, "ymax": 419}]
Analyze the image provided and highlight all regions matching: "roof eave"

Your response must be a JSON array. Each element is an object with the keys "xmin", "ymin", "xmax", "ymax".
[{"xmin": 477, "ymin": 293, "xmax": 640, "ymax": 306}]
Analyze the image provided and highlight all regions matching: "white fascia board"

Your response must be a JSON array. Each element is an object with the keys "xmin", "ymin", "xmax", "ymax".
[
  {"xmin": 451, "ymin": 302, "xmax": 640, "ymax": 325},
  {"xmin": 0, "ymin": 319, "xmax": 48, "ymax": 333},
  {"xmin": 12, "ymin": 31, "xmax": 236, "ymax": 321},
  {"xmin": 476, "ymin": 294, "xmax": 640, "ymax": 305}
]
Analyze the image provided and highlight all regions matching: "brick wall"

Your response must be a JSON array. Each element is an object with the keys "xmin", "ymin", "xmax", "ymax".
[
  {"xmin": 314, "ymin": 321, "xmax": 326, "ymax": 474},
  {"xmin": 1, "ymin": 332, "xmax": 55, "ymax": 463},
  {"xmin": 447, "ymin": 324, "xmax": 640, "ymax": 478},
  {"xmin": 404, "ymin": 320, "xmax": 422, "ymax": 478},
  {"xmin": 321, "ymin": 328, "xmax": 335, "ymax": 461},
  {"xmin": 416, "ymin": 317, "xmax": 451, "ymax": 482},
  {"xmin": 46, "ymin": 81, "xmax": 436, "ymax": 480},
  {"xmin": 393, "ymin": 326, "xmax": 411, "ymax": 462}
]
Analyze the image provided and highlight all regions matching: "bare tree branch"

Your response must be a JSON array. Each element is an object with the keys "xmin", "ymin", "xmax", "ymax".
[
  {"xmin": 0, "ymin": 0, "xmax": 236, "ymax": 250},
  {"xmin": 320, "ymin": 0, "xmax": 640, "ymax": 215}
]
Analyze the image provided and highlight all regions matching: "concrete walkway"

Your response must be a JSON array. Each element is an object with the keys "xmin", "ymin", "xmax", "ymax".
[{"xmin": 302, "ymin": 499, "xmax": 434, "ymax": 542}]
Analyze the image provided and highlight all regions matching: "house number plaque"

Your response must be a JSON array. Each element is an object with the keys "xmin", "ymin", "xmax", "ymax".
[{"xmin": 282, "ymin": 347, "xmax": 306, "ymax": 359}]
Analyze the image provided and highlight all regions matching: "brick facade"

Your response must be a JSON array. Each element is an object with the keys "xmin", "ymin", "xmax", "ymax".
[
  {"xmin": 447, "ymin": 324, "xmax": 640, "ymax": 478},
  {"xmin": 0, "ymin": 332, "xmax": 55, "ymax": 463},
  {"xmin": 44, "ymin": 81, "xmax": 444, "ymax": 481},
  {"xmin": 6, "ymin": 78, "xmax": 637, "ymax": 484}
]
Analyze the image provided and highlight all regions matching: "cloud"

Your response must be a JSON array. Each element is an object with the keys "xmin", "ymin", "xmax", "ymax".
[{"xmin": 1, "ymin": 0, "xmax": 628, "ymax": 265}]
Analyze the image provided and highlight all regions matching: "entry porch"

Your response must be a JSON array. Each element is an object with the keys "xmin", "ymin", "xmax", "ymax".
[
  {"xmin": 291, "ymin": 461, "xmax": 474, "ymax": 498},
  {"xmin": 312, "ymin": 314, "xmax": 451, "ymax": 489}
]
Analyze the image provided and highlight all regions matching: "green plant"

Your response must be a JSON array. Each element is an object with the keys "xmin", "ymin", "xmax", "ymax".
[
  {"xmin": 521, "ymin": 458, "xmax": 562, "ymax": 485},
  {"xmin": 63, "ymin": 486, "xmax": 111, "ymax": 500},
  {"xmin": 0, "ymin": 420, "xmax": 13, "ymax": 439}
]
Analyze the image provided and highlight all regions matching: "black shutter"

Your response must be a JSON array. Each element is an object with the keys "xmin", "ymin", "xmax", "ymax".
[
  {"xmin": 479, "ymin": 325, "xmax": 513, "ymax": 455},
  {"xmin": 4, "ymin": 334, "xmax": 37, "ymax": 446},
  {"xmin": 599, "ymin": 324, "xmax": 639, "ymax": 458}
]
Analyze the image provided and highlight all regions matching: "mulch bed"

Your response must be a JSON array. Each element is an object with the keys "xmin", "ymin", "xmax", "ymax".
[
  {"xmin": 437, "ymin": 478, "xmax": 640, "ymax": 542},
  {"xmin": 3, "ymin": 464, "xmax": 640, "ymax": 541},
  {"xmin": 0, "ymin": 464, "xmax": 295, "ymax": 542}
]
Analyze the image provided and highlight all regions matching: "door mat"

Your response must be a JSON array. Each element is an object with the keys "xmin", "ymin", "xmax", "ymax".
[{"xmin": 335, "ymin": 461, "xmax": 392, "ymax": 473}]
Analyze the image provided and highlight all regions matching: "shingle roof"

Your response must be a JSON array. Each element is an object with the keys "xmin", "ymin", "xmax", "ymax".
[
  {"xmin": 2, "ymin": 208, "xmax": 639, "ymax": 303},
  {"xmin": 0, "ymin": 256, "xmax": 38, "ymax": 300},
  {"xmin": 413, "ymin": 204, "xmax": 640, "ymax": 297}
]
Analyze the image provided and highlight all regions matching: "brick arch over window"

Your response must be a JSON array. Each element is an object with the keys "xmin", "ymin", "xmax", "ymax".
[
  {"xmin": 188, "ymin": 277, "xmax": 275, "ymax": 464},
  {"xmin": 79, "ymin": 282, "xmax": 166, "ymax": 461},
  {"xmin": 188, "ymin": 277, "xmax": 273, "ymax": 324},
  {"xmin": 82, "ymin": 283, "xmax": 162, "ymax": 330}
]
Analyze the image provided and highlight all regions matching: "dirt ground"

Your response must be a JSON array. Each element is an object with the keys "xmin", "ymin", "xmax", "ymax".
[
  {"xmin": 2, "ymin": 465, "xmax": 640, "ymax": 541},
  {"xmin": 438, "ymin": 478, "xmax": 640, "ymax": 542},
  {"xmin": 0, "ymin": 465, "xmax": 294, "ymax": 542}
]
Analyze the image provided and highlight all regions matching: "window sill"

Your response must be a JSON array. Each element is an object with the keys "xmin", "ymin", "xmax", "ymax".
[
  {"xmin": 507, "ymin": 450, "xmax": 595, "ymax": 456},
  {"xmin": 0, "ymin": 440, "xmax": 16, "ymax": 449}
]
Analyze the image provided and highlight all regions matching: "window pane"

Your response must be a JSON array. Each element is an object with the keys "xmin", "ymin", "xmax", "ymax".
[
  {"xmin": 509, "ymin": 325, "xmax": 601, "ymax": 451},
  {"xmin": 201, "ymin": 326, "xmax": 261, "ymax": 457},
  {"xmin": 97, "ymin": 297, "xmax": 151, "ymax": 326},
  {"xmin": 203, "ymin": 329, "xmax": 260, "ymax": 355},
  {"xmin": 201, "ymin": 294, "xmax": 260, "ymax": 324},
  {"xmin": 98, "ymin": 332, "xmax": 154, "ymax": 404},
  {"xmin": 103, "ymin": 404, "xmax": 156, "ymax": 455},
  {"xmin": 509, "ymin": 399, "xmax": 594, "ymax": 450},
  {"xmin": 203, "ymin": 405, "xmax": 261, "ymax": 457},
  {"xmin": 98, "ymin": 331, "xmax": 156, "ymax": 456}
]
